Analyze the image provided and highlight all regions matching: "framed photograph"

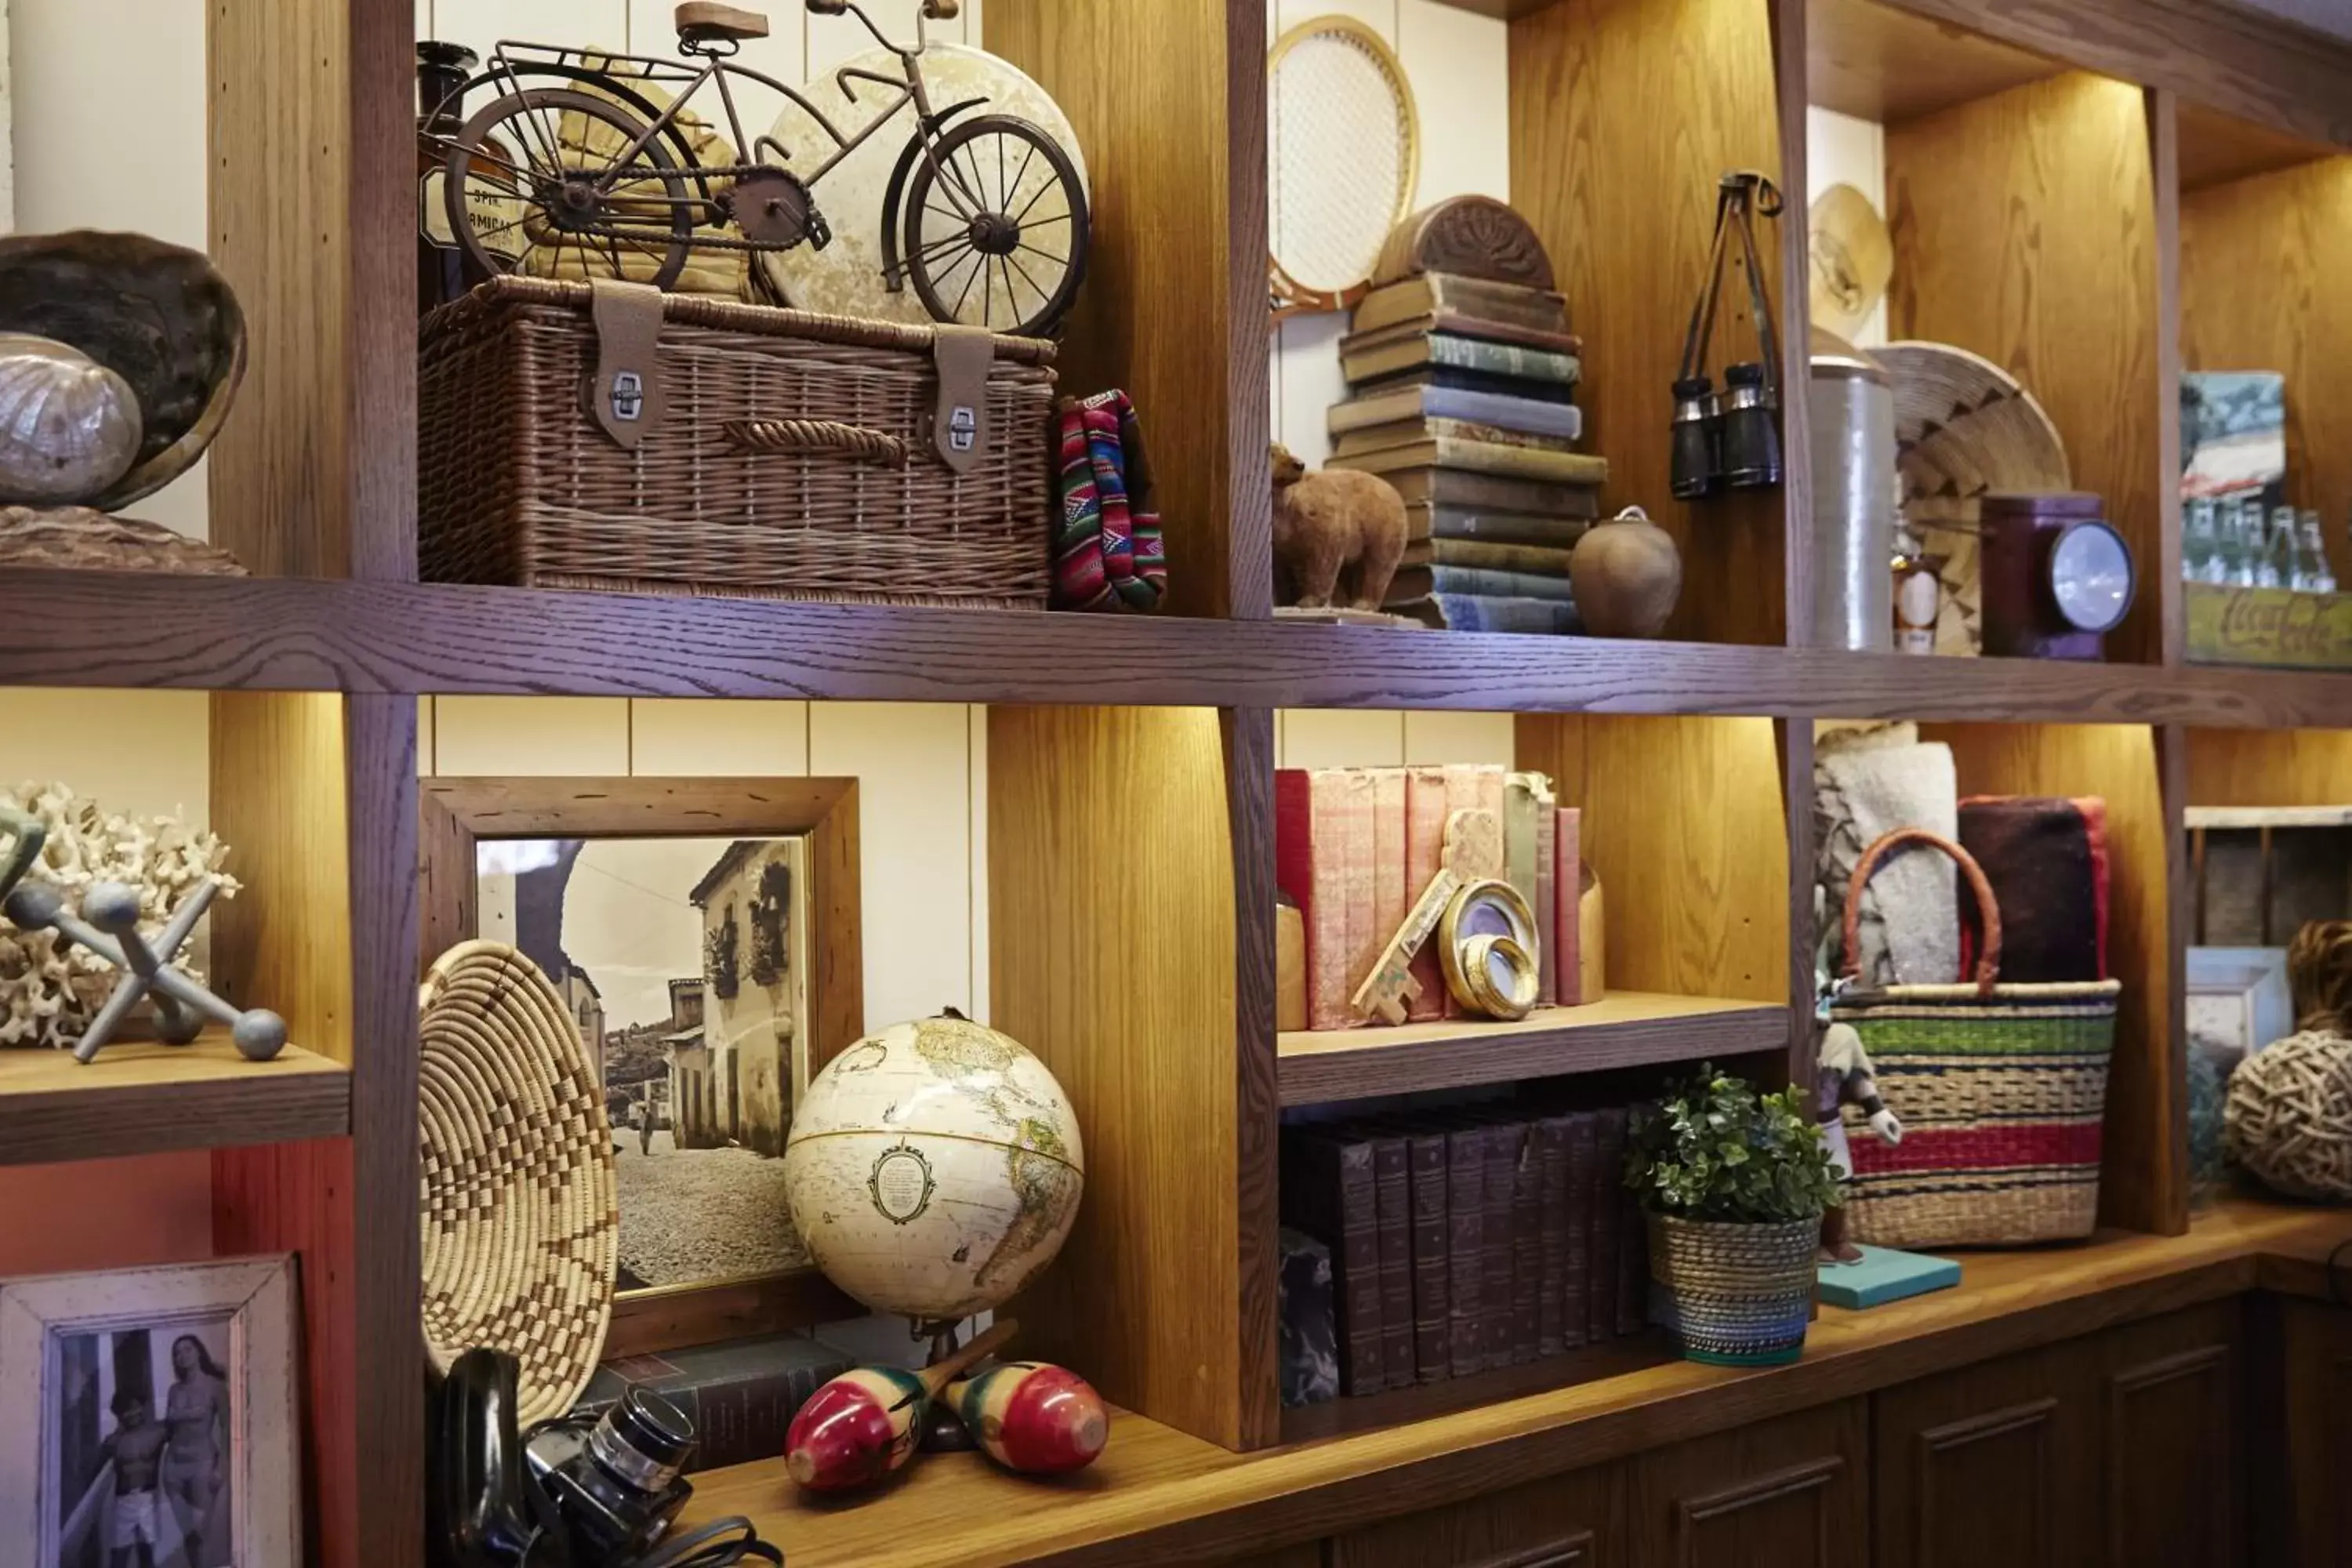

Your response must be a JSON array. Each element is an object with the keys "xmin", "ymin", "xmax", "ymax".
[
  {"xmin": 0, "ymin": 1255, "xmax": 299, "ymax": 1568},
  {"xmin": 422, "ymin": 778, "xmax": 865, "ymax": 1356},
  {"xmin": 2187, "ymin": 946, "xmax": 2292, "ymax": 1070}
]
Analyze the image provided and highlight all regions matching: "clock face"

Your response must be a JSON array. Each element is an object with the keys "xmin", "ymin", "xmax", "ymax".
[{"xmin": 2049, "ymin": 521, "xmax": 2135, "ymax": 633}]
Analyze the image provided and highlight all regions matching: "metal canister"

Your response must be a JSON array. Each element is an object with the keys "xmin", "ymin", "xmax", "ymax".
[{"xmin": 1806, "ymin": 336, "xmax": 1896, "ymax": 650}]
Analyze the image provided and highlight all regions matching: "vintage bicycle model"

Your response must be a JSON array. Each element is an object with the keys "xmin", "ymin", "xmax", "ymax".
[{"xmin": 437, "ymin": 0, "xmax": 1090, "ymax": 336}]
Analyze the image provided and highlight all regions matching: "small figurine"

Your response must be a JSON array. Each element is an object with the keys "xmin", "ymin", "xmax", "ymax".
[
  {"xmin": 1817, "ymin": 1018, "xmax": 1901, "ymax": 1264},
  {"xmin": 944, "ymin": 1361, "xmax": 1108, "ymax": 1475},
  {"xmin": 1272, "ymin": 443, "xmax": 1409, "ymax": 611},
  {"xmin": 784, "ymin": 1319, "xmax": 1014, "ymax": 1494},
  {"xmin": 1, "ymin": 877, "xmax": 287, "ymax": 1063}
]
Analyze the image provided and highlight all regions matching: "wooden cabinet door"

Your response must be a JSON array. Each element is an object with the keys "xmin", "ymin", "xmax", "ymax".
[
  {"xmin": 2266, "ymin": 1298, "xmax": 2352, "ymax": 1568},
  {"xmin": 1327, "ymin": 1462, "xmax": 1616, "ymax": 1568},
  {"xmin": 1871, "ymin": 1338, "xmax": 2096, "ymax": 1568},
  {"xmin": 1624, "ymin": 1400, "xmax": 1870, "ymax": 1568},
  {"xmin": 1213, "ymin": 1548, "xmax": 1325, "ymax": 1568},
  {"xmin": 2097, "ymin": 1301, "xmax": 2241, "ymax": 1568}
]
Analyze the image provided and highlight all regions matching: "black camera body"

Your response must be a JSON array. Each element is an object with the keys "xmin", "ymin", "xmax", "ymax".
[{"xmin": 526, "ymin": 1388, "xmax": 697, "ymax": 1565}]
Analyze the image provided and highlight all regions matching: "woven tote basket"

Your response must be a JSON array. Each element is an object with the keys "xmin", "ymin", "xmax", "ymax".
[
  {"xmin": 1829, "ymin": 827, "xmax": 2122, "ymax": 1248},
  {"xmin": 418, "ymin": 277, "xmax": 1058, "ymax": 607},
  {"xmin": 1646, "ymin": 1213, "xmax": 1820, "ymax": 1367},
  {"xmin": 418, "ymin": 940, "xmax": 618, "ymax": 1425}
]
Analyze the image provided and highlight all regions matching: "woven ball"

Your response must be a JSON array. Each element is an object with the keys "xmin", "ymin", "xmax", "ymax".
[
  {"xmin": 419, "ymin": 941, "xmax": 618, "ymax": 1423},
  {"xmin": 2225, "ymin": 1029, "xmax": 2352, "ymax": 1202}
]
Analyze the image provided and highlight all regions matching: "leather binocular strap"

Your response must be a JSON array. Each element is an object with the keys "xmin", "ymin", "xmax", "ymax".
[{"xmin": 1675, "ymin": 170, "xmax": 1784, "ymax": 396}]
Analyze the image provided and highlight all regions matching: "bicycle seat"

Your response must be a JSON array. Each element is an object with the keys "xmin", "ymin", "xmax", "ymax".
[{"xmin": 676, "ymin": 2, "xmax": 770, "ymax": 43}]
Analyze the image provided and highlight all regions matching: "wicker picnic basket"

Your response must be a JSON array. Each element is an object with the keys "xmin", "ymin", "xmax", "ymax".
[
  {"xmin": 1829, "ymin": 827, "xmax": 2122, "ymax": 1247},
  {"xmin": 418, "ymin": 276, "xmax": 1057, "ymax": 606}
]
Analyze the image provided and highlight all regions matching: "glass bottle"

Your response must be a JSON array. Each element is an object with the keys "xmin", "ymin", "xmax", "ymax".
[
  {"xmin": 2183, "ymin": 498, "xmax": 2219, "ymax": 584},
  {"xmin": 418, "ymin": 42, "xmax": 483, "ymax": 315},
  {"xmin": 2223, "ymin": 499, "xmax": 2259, "ymax": 587},
  {"xmin": 2266, "ymin": 505, "xmax": 2299, "ymax": 590},
  {"xmin": 2301, "ymin": 507, "xmax": 2336, "ymax": 595},
  {"xmin": 1890, "ymin": 522, "xmax": 1940, "ymax": 656}
]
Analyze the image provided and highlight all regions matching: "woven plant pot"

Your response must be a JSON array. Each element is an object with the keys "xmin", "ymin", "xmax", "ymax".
[{"xmin": 1646, "ymin": 1211, "xmax": 1820, "ymax": 1367}]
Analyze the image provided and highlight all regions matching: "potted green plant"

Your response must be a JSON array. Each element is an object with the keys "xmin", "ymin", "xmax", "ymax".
[{"xmin": 1627, "ymin": 1065, "xmax": 1841, "ymax": 1367}]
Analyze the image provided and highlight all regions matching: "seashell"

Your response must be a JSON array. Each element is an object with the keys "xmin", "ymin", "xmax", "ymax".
[
  {"xmin": 0, "ymin": 334, "xmax": 143, "ymax": 504},
  {"xmin": 0, "ymin": 231, "xmax": 246, "ymax": 511}
]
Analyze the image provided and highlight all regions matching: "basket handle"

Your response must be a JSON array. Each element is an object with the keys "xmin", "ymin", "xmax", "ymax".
[
  {"xmin": 1840, "ymin": 826, "xmax": 2002, "ymax": 993},
  {"xmin": 723, "ymin": 418, "xmax": 909, "ymax": 468}
]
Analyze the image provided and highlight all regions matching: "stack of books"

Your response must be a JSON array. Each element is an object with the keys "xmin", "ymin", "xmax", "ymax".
[
  {"xmin": 1326, "ymin": 273, "xmax": 1607, "ymax": 635},
  {"xmin": 1278, "ymin": 1101, "xmax": 1651, "ymax": 1399},
  {"xmin": 1275, "ymin": 764, "xmax": 1582, "ymax": 1031}
]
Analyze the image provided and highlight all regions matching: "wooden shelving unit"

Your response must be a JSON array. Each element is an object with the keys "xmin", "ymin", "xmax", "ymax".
[
  {"xmin": 1276, "ymin": 993, "xmax": 1788, "ymax": 1107},
  {"xmin": 0, "ymin": 1033, "xmax": 349, "ymax": 1166},
  {"xmin": 1, "ymin": 0, "xmax": 2347, "ymax": 1563}
]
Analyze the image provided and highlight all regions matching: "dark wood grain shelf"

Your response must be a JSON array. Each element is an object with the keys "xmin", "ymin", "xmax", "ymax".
[
  {"xmin": 1276, "ymin": 1332, "xmax": 1679, "ymax": 1446},
  {"xmin": 0, "ymin": 1029, "xmax": 350, "ymax": 1166},
  {"xmin": 7, "ymin": 569, "xmax": 2352, "ymax": 727},
  {"xmin": 1276, "ymin": 993, "xmax": 1788, "ymax": 1107}
]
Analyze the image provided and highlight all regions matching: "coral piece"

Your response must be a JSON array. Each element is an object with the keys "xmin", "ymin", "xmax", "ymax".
[
  {"xmin": 1271, "ymin": 443, "xmax": 1408, "ymax": 611},
  {"xmin": 0, "ymin": 782, "xmax": 237, "ymax": 1051}
]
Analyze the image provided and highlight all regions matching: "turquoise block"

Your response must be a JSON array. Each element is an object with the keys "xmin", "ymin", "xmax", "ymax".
[{"xmin": 1816, "ymin": 1246, "xmax": 1961, "ymax": 1309}]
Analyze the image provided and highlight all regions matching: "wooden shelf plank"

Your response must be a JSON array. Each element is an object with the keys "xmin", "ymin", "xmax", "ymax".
[
  {"xmin": 2186, "ymin": 804, "xmax": 2352, "ymax": 829},
  {"xmin": 7, "ymin": 571, "xmax": 2352, "ymax": 728},
  {"xmin": 0, "ymin": 1032, "xmax": 349, "ymax": 1166},
  {"xmin": 1276, "ymin": 993, "xmax": 1787, "ymax": 1107}
]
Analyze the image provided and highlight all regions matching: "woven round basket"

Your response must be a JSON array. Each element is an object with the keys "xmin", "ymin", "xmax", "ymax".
[
  {"xmin": 419, "ymin": 940, "xmax": 618, "ymax": 1424},
  {"xmin": 1646, "ymin": 1212, "xmax": 1820, "ymax": 1367},
  {"xmin": 2226, "ymin": 1029, "xmax": 2352, "ymax": 1202}
]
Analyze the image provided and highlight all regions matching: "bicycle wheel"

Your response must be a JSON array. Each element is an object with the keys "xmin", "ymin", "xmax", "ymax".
[
  {"xmin": 902, "ymin": 114, "xmax": 1089, "ymax": 337},
  {"xmin": 446, "ymin": 87, "xmax": 694, "ymax": 289}
]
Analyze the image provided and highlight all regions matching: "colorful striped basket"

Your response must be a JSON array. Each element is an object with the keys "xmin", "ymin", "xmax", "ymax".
[
  {"xmin": 1830, "ymin": 828, "xmax": 2121, "ymax": 1247},
  {"xmin": 1646, "ymin": 1212, "xmax": 1821, "ymax": 1367}
]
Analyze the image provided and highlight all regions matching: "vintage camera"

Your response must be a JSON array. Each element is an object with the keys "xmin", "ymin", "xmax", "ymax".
[
  {"xmin": 1669, "ymin": 375, "xmax": 1720, "ymax": 499},
  {"xmin": 526, "ymin": 1388, "xmax": 697, "ymax": 1565},
  {"xmin": 1717, "ymin": 361, "xmax": 1784, "ymax": 492}
]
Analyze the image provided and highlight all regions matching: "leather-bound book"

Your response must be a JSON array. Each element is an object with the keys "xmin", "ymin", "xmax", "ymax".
[
  {"xmin": 1279, "ymin": 1130, "xmax": 1385, "ymax": 1394},
  {"xmin": 1617, "ymin": 1162, "xmax": 1651, "ymax": 1338},
  {"xmin": 1560, "ymin": 1112, "xmax": 1596, "ymax": 1349},
  {"xmin": 578, "ymin": 1333, "xmax": 852, "ymax": 1475},
  {"xmin": 1508, "ymin": 1118, "xmax": 1543, "ymax": 1364},
  {"xmin": 1276, "ymin": 769, "xmax": 1366, "ymax": 1031},
  {"xmin": 1588, "ymin": 1108, "xmax": 1629, "ymax": 1342},
  {"xmin": 1403, "ymin": 766, "xmax": 1451, "ymax": 1022},
  {"xmin": 1403, "ymin": 1126, "xmax": 1451, "ymax": 1382},
  {"xmin": 1369, "ymin": 769, "xmax": 1409, "ymax": 1006},
  {"xmin": 1533, "ymin": 788, "xmax": 1558, "ymax": 1006},
  {"xmin": 1337, "ymin": 769, "xmax": 1377, "ymax": 1025},
  {"xmin": 1367, "ymin": 1130, "xmax": 1415, "ymax": 1387},
  {"xmin": 1443, "ymin": 1123, "xmax": 1487, "ymax": 1375},
  {"xmin": 1555, "ymin": 807, "xmax": 1584, "ymax": 1006},
  {"xmin": 1505, "ymin": 773, "xmax": 1552, "ymax": 1004},
  {"xmin": 1476, "ymin": 1118, "xmax": 1520, "ymax": 1371},
  {"xmin": 1532, "ymin": 1114, "xmax": 1573, "ymax": 1357}
]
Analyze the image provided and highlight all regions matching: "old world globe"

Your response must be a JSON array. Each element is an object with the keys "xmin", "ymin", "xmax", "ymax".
[{"xmin": 783, "ymin": 1014, "xmax": 1085, "ymax": 1323}]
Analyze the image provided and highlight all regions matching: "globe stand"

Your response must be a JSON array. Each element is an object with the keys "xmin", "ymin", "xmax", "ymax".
[{"xmin": 915, "ymin": 1316, "xmax": 986, "ymax": 1453}]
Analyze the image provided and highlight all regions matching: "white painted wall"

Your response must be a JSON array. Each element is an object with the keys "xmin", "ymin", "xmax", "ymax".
[
  {"xmin": 1806, "ymin": 106, "xmax": 1889, "ymax": 349},
  {"xmin": 1267, "ymin": 0, "xmax": 1511, "ymax": 470}
]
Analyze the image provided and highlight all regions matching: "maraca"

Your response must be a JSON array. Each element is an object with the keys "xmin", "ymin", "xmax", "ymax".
[
  {"xmin": 785, "ymin": 1319, "xmax": 1017, "ymax": 1493},
  {"xmin": 946, "ymin": 1361, "xmax": 1109, "ymax": 1475}
]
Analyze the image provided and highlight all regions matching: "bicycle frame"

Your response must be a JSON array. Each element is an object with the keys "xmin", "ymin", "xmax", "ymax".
[{"xmin": 481, "ymin": 1, "xmax": 982, "ymax": 224}]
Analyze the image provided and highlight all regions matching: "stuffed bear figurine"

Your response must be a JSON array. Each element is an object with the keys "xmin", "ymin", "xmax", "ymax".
[{"xmin": 1271, "ymin": 443, "xmax": 1408, "ymax": 611}]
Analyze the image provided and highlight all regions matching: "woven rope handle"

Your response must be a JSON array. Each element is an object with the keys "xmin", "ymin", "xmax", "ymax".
[
  {"xmin": 1840, "ymin": 826, "xmax": 2003, "ymax": 993},
  {"xmin": 724, "ymin": 417, "xmax": 909, "ymax": 468}
]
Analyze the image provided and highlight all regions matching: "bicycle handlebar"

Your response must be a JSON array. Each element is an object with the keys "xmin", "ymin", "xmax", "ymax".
[
  {"xmin": 924, "ymin": 0, "xmax": 960, "ymax": 17},
  {"xmin": 804, "ymin": 0, "xmax": 847, "ymax": 13}
]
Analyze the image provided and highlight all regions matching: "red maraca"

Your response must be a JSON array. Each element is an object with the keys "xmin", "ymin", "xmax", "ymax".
[
  {"xmin": 946, "ymin": 1361, "xmax": 1109, "ymax": 1475},
  {"xmin": 785, "ymin": 1319, "xmax": 1017, "ymax": 1493}
]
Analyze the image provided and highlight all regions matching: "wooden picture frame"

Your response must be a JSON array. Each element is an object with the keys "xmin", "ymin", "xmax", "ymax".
[
  {"xmin": 419, "ymin": 777, "xmax": 865, "ymax": 1355},
  {"xmin": 2186, "ymin": 946, "xmax": 2293, "ymax": 1069},
  {"xmin": 1, "ymin": 1254, "xmax": 300, "ymax": 1567}
]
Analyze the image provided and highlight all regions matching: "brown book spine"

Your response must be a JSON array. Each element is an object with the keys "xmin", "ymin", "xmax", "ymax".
[
  {"xmin": 1534, "ymin": 1116, "xmax": 1571, "ymax": 1358},
  {"xmin": 1403, "ymin": 767, "xmax": 1451, "ymax": 1022},
  {"xmin": 1280, "ymin": 1133, "xmax": 1385, "ymax": 1394},
  {"xmin": 1509, "ymin": 1121, "xmax": 1543, "ymax": 1365},
  {"xmin": 1617, "ymin": 1180, "xmax": 1651, "ymax": 1337},
  {"xmin": 1479, "ymin": 1122, "xmax": 1519, "ymax": 1372},
  {"xmin": 1405, "ymin": 1130, "xmax": 1451, "ymax": 1382},
  {"xmin": 1561, "ymin": 1114, "xmax": 1595, "ymax": 1349},
  {"xmin": 1588, "ymin": 1109, "xmax": 1629, "ymax": 1343},
  {"xmin": 1370, "ymin": 1134, "xmax": 1414, "ymax": 1388},
  {"xmin": 1443, "ymin": 1127, "xmax": 1486, "ymax": 1376}
]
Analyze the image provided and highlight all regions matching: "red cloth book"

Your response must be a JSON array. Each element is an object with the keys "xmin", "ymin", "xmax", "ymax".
[{"xmin": 1276, "ymin": 769, "xmax": 1365, "ymax": 1030}]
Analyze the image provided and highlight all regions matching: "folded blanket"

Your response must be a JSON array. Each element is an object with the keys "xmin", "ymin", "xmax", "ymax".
[
  {"xmin": 1051, "ymin": 390, "xmax": 1167, "ymax": 612},
  {"xmin": 1816, "ymin": 723, "xmax": 1959, "ymax": 986}
]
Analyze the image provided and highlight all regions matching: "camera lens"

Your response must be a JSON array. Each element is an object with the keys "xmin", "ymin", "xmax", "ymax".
[{"xmin": 589, "ymin": 1388, "xmax": 695, "ymax": 1496}]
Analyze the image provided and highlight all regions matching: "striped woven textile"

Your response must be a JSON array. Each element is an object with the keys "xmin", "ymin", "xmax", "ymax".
[
  {"xmin": 1832, "ymin": 979, "xmax": 2120, "ymax": 1247},
  {"xmin": 1051, "ymin": 389, "xmax": 1167, "ymax": 612}
]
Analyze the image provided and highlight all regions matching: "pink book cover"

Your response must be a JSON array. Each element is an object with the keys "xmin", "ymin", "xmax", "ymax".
[
  {"xmin": 1370, "ymin": 769, "xmax": 1409, "ymax": 1005},
  {"xmin": 1337, "ymin": 769, "xmax": 1378, "ymax": 1025},
  {"xmin": 1276, "ymin": 769, "xmax": 1356, "ymax": 1031},
  {"xmin": 1555, "ymin": 806, "xmax": 1584, "ymax": 1006},
  {"xmin": 1440, "ymin": 765, "xmax": 1508, "ymax": 1018},
  {"xmin": 1403, "ymin": 767, "xmax": 1451, "ymax": 1022}
]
